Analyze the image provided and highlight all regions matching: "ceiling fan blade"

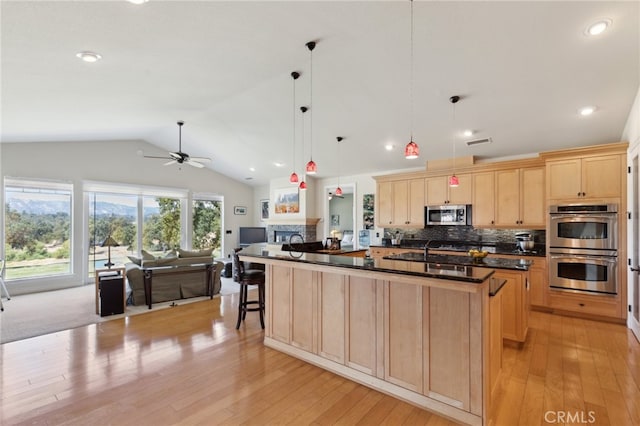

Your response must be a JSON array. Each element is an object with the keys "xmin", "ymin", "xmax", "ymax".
[
  {"xmin": 189, "ymin": 157, "xmax": 211, "ymax": 163},
  {"xmin": 164, "ymin": 160, "xmax": 177, "ymax": 166},
  {"xmin": 186, "ymin": 159, "xmax": 205, "ymax": 168},
  {"xmin": 169, "ymin": 152, "xmax": 182, "ymax": 160},
  {"xmin": 144, "ymin": 155, "xmax": 172, "ymax": 160}
]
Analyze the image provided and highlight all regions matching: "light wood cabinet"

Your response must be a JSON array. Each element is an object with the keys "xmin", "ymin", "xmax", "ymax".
[
  {"xmin": 548, "ymin": 290, "xmax": 620, "ymax": 319},
  {"xmin": 493, "ymin": 166, "xmax": 545, "ymax": 228},
  {"xmin": 492, "ymin": 269, "xmax": 528, "ymax": 343},
  {"xmin": 472, "ymin": 171, "xmax": 496, "ymax": 226},
  {"xmin": 425, "ymin": 174, "xmax": 472, "ymax": 205},
  {"xmin": 376, "ymin": 178, "xmax": 425, "ymax": 227},
  {"xmin": 527, "ymin": 256, "xmax": 548, "ymax": 308},
  {"xmin": 547, "ymin": 154, "xmax": 623, "ymax": 201}
]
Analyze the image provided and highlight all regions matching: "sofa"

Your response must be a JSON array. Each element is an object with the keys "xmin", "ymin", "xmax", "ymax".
[{"xmin": 125, "ymin": 248, "xmax": 222, "ymax": 306}]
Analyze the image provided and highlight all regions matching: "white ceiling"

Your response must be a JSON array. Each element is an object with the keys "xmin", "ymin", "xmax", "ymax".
[{"xmin": 1, "ymin": 1, "xmax": 638, "ymax": 186}]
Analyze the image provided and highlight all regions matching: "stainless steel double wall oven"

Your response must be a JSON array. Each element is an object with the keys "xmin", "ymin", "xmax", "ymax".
[{"xmin": 548, "ymin": 203, "xmax": 618, "ymax": 295}]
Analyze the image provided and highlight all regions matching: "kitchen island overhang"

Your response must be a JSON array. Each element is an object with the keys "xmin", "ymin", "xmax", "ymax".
[{"xmin": 238, "ymin": 244, "xmax": 506, "ymax": 426}]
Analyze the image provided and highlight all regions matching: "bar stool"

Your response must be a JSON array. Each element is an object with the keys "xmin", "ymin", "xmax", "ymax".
[
  {"xmin": 0, "ymin": 259, "xmax": 10, "ymax": 312},
  {"xmin": 233, "ymin": 251, "xmax": 265, "ymax": 329}
]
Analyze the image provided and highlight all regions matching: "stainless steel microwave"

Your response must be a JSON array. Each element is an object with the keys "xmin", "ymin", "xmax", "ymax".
[{"xmin": 425, "ymin": 205, "xmax": 472, "ymax": 226}]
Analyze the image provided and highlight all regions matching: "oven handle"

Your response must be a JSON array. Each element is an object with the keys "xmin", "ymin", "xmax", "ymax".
[
  {"xmin": 549, "ymin": 214, "xmax": 617, "ymax": 221},
  {"xmin": 550, "ymin": 254, "xmax": 618, "ymax": 263}
]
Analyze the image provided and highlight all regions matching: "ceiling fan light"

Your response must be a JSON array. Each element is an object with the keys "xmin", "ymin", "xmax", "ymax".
[
  {"xmin": 305, "ymin": 159, "xmax": 317, "ymax": 174},
  {"xmin": 335, "ymin": 187, "xmax": 343, "ymax": 196},
  {"xmin": 449, "ymin": 175, "xmax": 460, "ymax": 187},
  {"xmin": 76, "ymin": 51, "xmax": 101, "ymax": 63},
  {"xmin": 289, "ymin": 172, "xmax": 299, "ymax": 184},
  {"xmin": 404, "ymin": 141, "xmax": 419, "ymax": 159},
  {"xmin": 299, "ymin": 180, "xmax": 307, "ymax": 190}
]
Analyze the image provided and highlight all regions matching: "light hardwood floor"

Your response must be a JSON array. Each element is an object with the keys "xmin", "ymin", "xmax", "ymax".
[{"xmin": 1, "ymin": 291, "xmax": 638, "ymax": 425}]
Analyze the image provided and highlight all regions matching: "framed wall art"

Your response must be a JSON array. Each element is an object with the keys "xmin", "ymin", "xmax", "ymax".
[
  {"xmin": 234, "ymin": 206, "xmax": 247, "ymax": 215},
  {"xmin": 274, "ymin": 188, "xmax": 300, "ymax": 214}
]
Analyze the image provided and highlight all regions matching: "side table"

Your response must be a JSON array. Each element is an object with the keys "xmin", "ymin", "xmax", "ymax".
[{"xmin": 95, "ymin": 267, "xmax": 126, "ymax": 315}]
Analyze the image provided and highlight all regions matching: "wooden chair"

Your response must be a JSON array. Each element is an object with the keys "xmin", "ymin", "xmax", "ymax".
[
  {"xmin": 232, "ymin": 251, "xmax": 265, "ymax": 329},
  {"xmin": 0, "ymin": 259, "xmax": 10, "ymax": 312}
]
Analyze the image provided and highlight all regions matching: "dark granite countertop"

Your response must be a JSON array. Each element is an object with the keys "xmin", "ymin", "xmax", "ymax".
[
  {"xmin": 239, "ymin": 243, "xmax": 495, "ymax": 284},
  {"xmin": 372, "ymin": 239, "xmax": 545, "ymax": 257},
  {"xmin": 383, "ymin": 252, "xmax": 531, "ymax": 271}
]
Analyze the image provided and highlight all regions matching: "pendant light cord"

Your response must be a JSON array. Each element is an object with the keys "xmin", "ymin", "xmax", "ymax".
[
  {"xmin": 292, "ymin": 75, "xmax": 296, "ymax": 171},
  {"xmin": 410, "ymin": 0, "xmax": 414, "ymax": 142},
  {"xmin": 309, "ymin": 47, "xmax": 314, "ymax": 161},
  {"xmin": 452, "ymin": 101, "xmax": 456, "ymax": 172}
]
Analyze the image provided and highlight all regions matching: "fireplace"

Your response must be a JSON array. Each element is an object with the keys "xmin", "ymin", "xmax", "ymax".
[{"xmin": 268, "ymin": 224, "xmax": 317, "ymax": 243}]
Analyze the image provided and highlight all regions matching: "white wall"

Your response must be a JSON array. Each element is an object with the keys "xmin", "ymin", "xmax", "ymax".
[
  {"xmin": 623, "ymin": 86, "xmax": 640, "ymax": 149},
  {"xmin": 1, "ymin": 140, "xmax": 255, "ymax": 294}
]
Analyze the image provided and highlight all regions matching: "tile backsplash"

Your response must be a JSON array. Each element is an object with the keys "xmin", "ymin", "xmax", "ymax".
[{"xmin": 384, "ymin": 226, "xmax": 546, "ymax": 245}]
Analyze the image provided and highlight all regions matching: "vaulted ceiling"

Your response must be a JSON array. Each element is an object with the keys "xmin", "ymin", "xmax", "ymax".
[{"xmin": 2, "ymin": 1, "xmax": 638, "ymax": 186}]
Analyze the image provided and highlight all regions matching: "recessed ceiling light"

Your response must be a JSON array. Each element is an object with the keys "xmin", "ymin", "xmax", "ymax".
[
  {"xmin": 249, "ymin": 167, "xmax": 256, "ymax": 172},
  {"xmin": 274, "ymin": 162, "xmax": 284, "ymax": 168},
  {"xmin": 127, "ymin": 0, "xmax": 149, "ymax": 4},
  {"xmin": 579, "ymin": 106, "xmax": 596, "ymax": 116},
  {"xmin": 463, "ymin": 130, "xmax": 474, "ymax": 137},
  {"xmin": 585, "ymin": 19, "xmax": 611, "ymax": 36},
  {"xmin": 385, "ymin": 143, "xmax": 394, "ymax": 151},
  {"xmin": 76, "ymin": 51, "xmax": 102, "ymax": 63}
]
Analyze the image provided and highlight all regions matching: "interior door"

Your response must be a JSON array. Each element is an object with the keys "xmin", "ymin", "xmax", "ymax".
[{"xmin": 627, "ymin": 147, "xmax": 640, "ymax": 342}]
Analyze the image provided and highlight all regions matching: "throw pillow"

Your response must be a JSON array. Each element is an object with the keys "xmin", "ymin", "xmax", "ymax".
[
  {"xmin": 141, "ymin": 250, "xmax": 156, "ymax": 261},
  {"xmin": 178, "ymin": 247, "xmax": 213, "ymax": 258},
  {"xmin": 126, "ymin": 255, "xmax": 141, "ymax": 266}
]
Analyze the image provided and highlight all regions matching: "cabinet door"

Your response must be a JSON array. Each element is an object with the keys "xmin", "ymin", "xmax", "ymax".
[
  {"xmin": 291, "ymin": 268, "xmax": 316, "ymax": 353},
  {"xmin": 472, "ymin": 171, "xmax": 496, "ymax": 226},
  {"xmin": 495, "ymin": 169, "xmax": 520, "ymax": 226},
  {"xmin": 346, "ymin": 276, "xmax": 378, "ymax": 375},
  {"xmin": 493, "ymin": 270, "xmax": 527, "ymax": 343},
  {"xmin": 547, "ymin": 159, "xmax": 582, "ymax": 199},
  {"xmin": 520, "ymin": 167, "xmax": 546, "ymax": 228},
  {"xmin": 385, "ymin": 281, "xmax": 423, "ymax": 392},
  {"xmin": 407, "ymin": 178, "xmax": 425, "ymax": 226},
  {"xmin": 425, "ymin": 176, "xmax": 448, "ymax": 205},
  {"xmin": 528, "ymin": 257, "xmax": 548, "ymax": 307},
  {"xmin": 582, "ymin": 155, "xmax": 622, "ymax": 199},
  {"xmin": 392, "ymin": 180, "xmax": 409, "ymax": 226},
  {"xmin": 376, "ymin": 182, "xmax": 393, "ymax": 226},
  {"xmin": 318, "ymin": 272, "xmax": 345, "ymax": 362},
  {"xmin": 448, "ymin": 173, "xmax": 473, "ymax": 205}
]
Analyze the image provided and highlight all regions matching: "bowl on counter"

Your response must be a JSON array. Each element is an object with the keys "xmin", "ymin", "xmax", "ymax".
[{"xmin": 468, "ymin": 249, "xmax": 489, "ymax": 260}]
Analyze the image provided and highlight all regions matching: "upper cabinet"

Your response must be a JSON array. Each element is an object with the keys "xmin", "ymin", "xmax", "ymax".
[
  {"xmin": 546, "ymin": 154, "xmax": 623, "ymax": 201},
  {"xmin": 425, "ymin": 174, "xmax": 472, "ymax": 206},
  {"xmin": 472, "ymin": 171, "xmax": 496, "ymax": 227},
  {"xmin": 376, "ymin": 178, "xmax": 425, "ymax": 227},
  {"xmin": 495, "ymin": 167, "xmax": 545, "ymax": 228}
]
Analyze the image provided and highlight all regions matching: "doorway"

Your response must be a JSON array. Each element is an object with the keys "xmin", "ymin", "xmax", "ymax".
[
  {"xmin": 628, "ymin": 144, "xmax": 640, "ymax": 341},
  {"xmin": 325, "ymin": 184, "xmax": 356, "ymax": 249}
]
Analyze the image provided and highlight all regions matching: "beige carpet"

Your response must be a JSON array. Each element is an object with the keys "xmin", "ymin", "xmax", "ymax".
[{"xmin": 0, "ymin": 277, "xmax": 241, "ymax": 344}]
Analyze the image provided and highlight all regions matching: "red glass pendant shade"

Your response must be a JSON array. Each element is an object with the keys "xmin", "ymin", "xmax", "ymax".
[
  {"xmin": 305, "ymin": 159, "xmax": 317, "ymax": 174},
  {"xmin": 404, "ymin": 140, "xmax": 419, "ymax": 159},
  {"xmin": 289, "ymin": 172, "xmax": 299, "ymax": 184},
  {"xmin": 335, "ymin": 186, "xmax": 343, "ymax": 196},
  {"xmin": 449, "ymin": 175, "xmax": 459, "ymax": 187},
  {"xmin": 299, "ymin": 180, "xmax": 307, "ymax": 190}
]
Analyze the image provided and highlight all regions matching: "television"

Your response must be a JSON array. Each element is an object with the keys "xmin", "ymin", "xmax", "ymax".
[{"xmin": 239, "ymin": 227, "xmax": 267, "ymax": 247}]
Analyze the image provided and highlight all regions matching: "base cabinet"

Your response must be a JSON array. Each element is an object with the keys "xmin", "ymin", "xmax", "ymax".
[
  {"xmin": 264, "ymin": 262, "xmax": 490, "ymax": 425},
  {"xmin": 492, "ymin": 269, "xmax": 529, "ymax": 343}
]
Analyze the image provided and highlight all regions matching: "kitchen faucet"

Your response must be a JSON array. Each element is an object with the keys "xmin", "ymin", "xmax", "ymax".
[{"xmin": 424, "ymin": 239, "xmax": 434, "ymax": 259}]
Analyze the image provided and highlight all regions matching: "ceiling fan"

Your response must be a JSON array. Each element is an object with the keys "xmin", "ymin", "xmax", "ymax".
[{"xmin": 144, "ymin": 121, "xmax": 211, "ymax": 168}]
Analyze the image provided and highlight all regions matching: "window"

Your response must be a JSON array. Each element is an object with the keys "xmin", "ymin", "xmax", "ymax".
[
  {"xmin": 84, "ymin": 182, "xmax": 188, "ymax": 279},
  {"xmin": 4, "ymin": 178, "xmax": 73, "ymax": 280},
  {"xmin": 192, "ymin": 197, "xmax": 223, "ymax": 258},
  {"xmin": 88, "ymin": 192, "xmax": 138, "ymax": 277}
]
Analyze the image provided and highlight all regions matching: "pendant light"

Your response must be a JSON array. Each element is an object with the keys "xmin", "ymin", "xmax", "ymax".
[
  {"xmin": 305, "ymin": 41, "xmax": 318, "ymax": 174},
  {"xmin": 449, "ymin": 95, "xmax": 460, "ymax": 187},
  {"xmin": 404, "ymin": 0, "xmax": 419, "ymax": 160},
  {"xmin": 289, "ymin": 71, "xmax": 301, "ymax": 184},
  {"xmin": 299, "ymin": 106, "xmax": 309, "ymax": 190},
  {"xmin": 335, "ymin": 137, "xmax": 344, "ymax": 196}
]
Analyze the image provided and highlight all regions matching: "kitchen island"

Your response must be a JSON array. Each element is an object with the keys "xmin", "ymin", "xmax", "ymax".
[{"xmin": 239, "ymin": 244, "xmax": 505, "ymax": 426}]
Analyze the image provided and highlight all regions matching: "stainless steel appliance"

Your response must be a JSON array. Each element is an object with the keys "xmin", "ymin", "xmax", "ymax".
[
  {"xmin": 425, "ymin": 205, "xmax": 471, "ymax": 226},
  {"xmin": 549, "ymin": 203, "xmax": 619, "ymax": 295},
  {"xmin": 515, "ymin": 232, "xmax": 534, "ymax": 251}
]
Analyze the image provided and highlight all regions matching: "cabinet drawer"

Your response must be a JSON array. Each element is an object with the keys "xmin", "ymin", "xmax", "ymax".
[{"xmin": 548, "ymin": 291, "xmax": 619, "ymax": 318}]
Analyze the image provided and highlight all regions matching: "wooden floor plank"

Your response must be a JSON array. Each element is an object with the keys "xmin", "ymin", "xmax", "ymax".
[{"xmin": 2, "ymin": 295, "xmax": 639, "ymax": 425}]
